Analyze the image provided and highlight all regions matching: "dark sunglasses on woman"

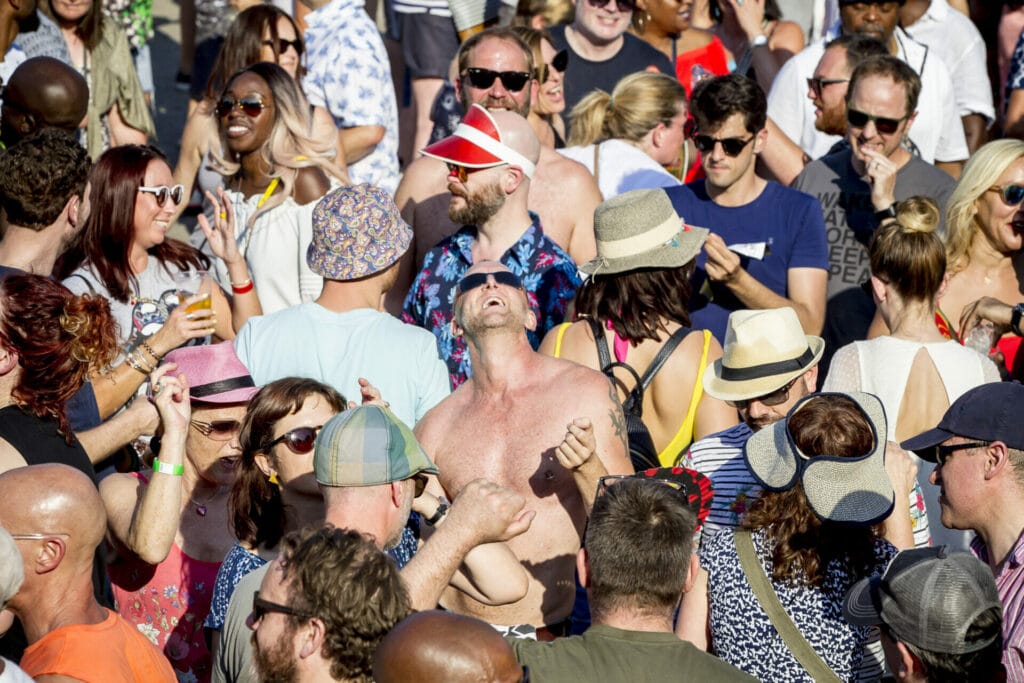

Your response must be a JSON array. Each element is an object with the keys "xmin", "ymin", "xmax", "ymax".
[
  {"xmin": 138, "ymin": 184, "xmax": 185, "ymax": 206},
  {"xmin": 216, "ymin": 96, "xmax": 267, "ymax": 118},
  {"xmin": 461, "ymin": 68, "xmax": 532, "ymax": 92},
  {"xmin": 538, "ymin": 50, "xmax": 569, "ymax": 83},
  {"xmin": 988, "ymin": 184, "xmax": 1024, "ymax": 207},
  {"xmin": 268, "ymin": 425, "xmax": 323, "ymax": 455},
  {"xmin": 262, "ymin": 37, "xmax": 303, "ymax": 55}
]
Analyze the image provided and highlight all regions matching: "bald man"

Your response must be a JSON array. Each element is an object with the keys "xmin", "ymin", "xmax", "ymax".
[
  {"xmin": 1, "ymin": 57, "xmax": 88, "ymax": 149},
  {"xmin": 401, "ymin": 106, "xmax": 580, "ymax": 387},
  {"xmin": 373, "ymin": 611, "xmax": 523, "ymax": 683},
  {"xmin": 414, "ymin": 260, "xmax": 631, "ymax": 634},
  {"xmin": 0, "ymin": 464, "xmax": 175, "ymax": 681}
]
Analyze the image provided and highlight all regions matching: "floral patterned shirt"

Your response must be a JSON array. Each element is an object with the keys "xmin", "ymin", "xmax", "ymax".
[{"xmin": 402, "ymin": 216, "xmax": 580, "ymax": 388}]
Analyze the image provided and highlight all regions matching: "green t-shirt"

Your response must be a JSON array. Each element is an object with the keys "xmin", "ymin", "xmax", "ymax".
[{"xmin": 507, "ymin": 625, "xmax": 755, "ymax": 682}]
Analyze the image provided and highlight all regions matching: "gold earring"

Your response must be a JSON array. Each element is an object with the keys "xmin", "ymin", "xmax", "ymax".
[{"xmin": 269, "ymin": 472, "xmax": 279, "ymax": 485}]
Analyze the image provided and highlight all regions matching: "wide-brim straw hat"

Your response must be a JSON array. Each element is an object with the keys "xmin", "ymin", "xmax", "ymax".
[
  {"xmin": 579, "ymin": 189, "xmax": 708, "ymax": 276},
  {"xmin": 744, "ymin": 391, "xmax": 895, "ymax": 525},
  {"xmin": 703, "ymin": 307, "xmax": 824, "ymax": 401}
]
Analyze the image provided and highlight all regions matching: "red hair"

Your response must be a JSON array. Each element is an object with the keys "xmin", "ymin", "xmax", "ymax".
[
  {"xmin": 0, "ymin": 275, "xmax": 119, "ymax": 439},
  {"xmin": 56, "ymin": 145, "xmax": 207, "ymax": 302}
]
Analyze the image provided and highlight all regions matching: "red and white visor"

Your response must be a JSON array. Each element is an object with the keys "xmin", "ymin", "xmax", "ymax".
[{"xmin": 420, "ymin": 104, "xmax": 536, "ymax": 178}]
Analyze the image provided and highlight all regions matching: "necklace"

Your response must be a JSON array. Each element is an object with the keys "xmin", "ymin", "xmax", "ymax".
[{"xmin": 188, "ymin": 487, "xmax": 219, "ymax": 517}]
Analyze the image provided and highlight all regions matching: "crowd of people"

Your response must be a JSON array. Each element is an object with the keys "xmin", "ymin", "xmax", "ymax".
[{"xmin": 1, "ymin": 0, "xmax": 1024, "ymax": 681}]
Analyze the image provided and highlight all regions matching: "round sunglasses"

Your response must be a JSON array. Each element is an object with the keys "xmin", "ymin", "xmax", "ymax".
[
  {"xmin": 216, "ymin": 96, "xmax": 267, "ymax": 118},
  {"xmin": 139, "ymin": 184, "xmax": 185, "ymax": 206},
  {"xmin": 987, "ymin": 184, "xmax": 1024, "ymax": 207},
  {"xmin": 268, "ymin": 425, "xmax": 323, "ymax": 454}
]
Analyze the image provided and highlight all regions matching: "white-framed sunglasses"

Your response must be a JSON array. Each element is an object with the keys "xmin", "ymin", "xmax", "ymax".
[{"xmin": 139, "ymin": 184, "xmax": 185, "ymax": 206}]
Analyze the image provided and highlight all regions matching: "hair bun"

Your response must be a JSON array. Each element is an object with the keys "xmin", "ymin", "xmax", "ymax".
[{"xmin": 895, "ymin": 196, "xmax": 940, "ymax": 235}]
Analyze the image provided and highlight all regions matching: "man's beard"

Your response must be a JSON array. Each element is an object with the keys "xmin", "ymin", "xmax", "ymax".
[
  {"xmin": 449, "ymin": 179, "xmax": 506, "ymax": 226},
  {"xmin": 252, "ymin": 629, "xmax": 299, "ymax": 683},
  {"xmin": 815, "ymin": 103, "xmax": 847, "ymax": 136},
  {"xmin": 461, "ymin": 89, "xmax": 532, "ymax": 118}
]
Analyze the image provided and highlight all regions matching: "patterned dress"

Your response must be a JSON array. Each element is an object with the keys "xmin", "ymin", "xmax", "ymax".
[{"xmin": 402, "ymin": 216, "xmax": 580, "ymax": 387}]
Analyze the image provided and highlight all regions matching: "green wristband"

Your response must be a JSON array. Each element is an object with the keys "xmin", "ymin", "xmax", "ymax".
[{"xmin": 153, "ymin": 458, "xmax": 184, "ymax": 476}]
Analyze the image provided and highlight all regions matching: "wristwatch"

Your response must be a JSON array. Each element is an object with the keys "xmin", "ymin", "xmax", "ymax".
[
  {"xmin": 424, "ymin": 501, "xmax": 450, "ymax": 527},
  {"xmin": 750, "ymin": 34, "xmax": 769, "ymax": 48},
  {"xmin": 874, "ymin": 203, "xmax": 898, "ymax": 223},
  {"xmin": 1012, "ymin": 303, "xmax": 1024, "ymax": 336}
]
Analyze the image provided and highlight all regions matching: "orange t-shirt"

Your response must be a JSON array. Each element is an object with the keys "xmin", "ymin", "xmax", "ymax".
[{"xmin": 20, "ymin": 608, "xmax": 176, "ymax": 682}]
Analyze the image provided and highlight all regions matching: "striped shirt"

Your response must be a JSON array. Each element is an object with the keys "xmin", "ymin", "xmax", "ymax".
[{"xmin": 972, "ymin": 534, "xmax": 1024, "ymax": 681}]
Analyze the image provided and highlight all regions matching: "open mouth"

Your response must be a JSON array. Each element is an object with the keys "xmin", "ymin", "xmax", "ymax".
[
  {"xmin": 219, "ymin": 456, "xmax": 239, "ymax": 471},
  {"xmin": 225, "ymin": 125, "xmax": 251, "ymax": 138},
  {"xmin": 482, "ymin": 295, "xmax": 507, "ymax": 310}
]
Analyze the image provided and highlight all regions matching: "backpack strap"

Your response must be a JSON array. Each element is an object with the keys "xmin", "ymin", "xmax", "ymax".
[
  {"xmin": 585, "ymin": 317, "xmax": 612, "ymax": 371},
  {"xmin": 638, "ymin": 326, "xmax": 691, "ymax": 391}
]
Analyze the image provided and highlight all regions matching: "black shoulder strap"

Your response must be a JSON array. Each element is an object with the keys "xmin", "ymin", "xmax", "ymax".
[
  {"xmin": 638, "ymin": 326, "xmax": 692, "ymax": 390},
  {"xmin": 66, "ymin": 272, "xmax": 97, "ymax": 295},
  {"xmin": 585, "ymin": 317, "xmax": 612, "ymax": 370}
]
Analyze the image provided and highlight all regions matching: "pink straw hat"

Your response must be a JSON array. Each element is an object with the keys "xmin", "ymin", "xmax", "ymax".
[{"xmin": 162, "ymin": 342, "xmax": 259, "ymax": 404}]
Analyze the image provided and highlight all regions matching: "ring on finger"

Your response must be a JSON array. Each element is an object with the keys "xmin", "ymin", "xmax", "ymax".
[
  {"xmin": 219, "ymin": 212, "xmax": 227, "ymax": 219},
  {"xmin": 152, "ymin": 381, "xmax": 162, "ymax": 393}
]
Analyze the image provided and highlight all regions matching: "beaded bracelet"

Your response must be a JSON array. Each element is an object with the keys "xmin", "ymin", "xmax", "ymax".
[
  {"xmin": 139, "ymin": 340, "xmax": 162, "ymax": 363},
  {"xmin": 125, "ymin": 350, "xmax": 150, "ymax": 375},
  {"xmin": 153, "ymin": 458, "xmax": 184, "ymax": 476},
  {"xmin": 133, "ymin": 348, "xmax": 155, "ymax": 372}
]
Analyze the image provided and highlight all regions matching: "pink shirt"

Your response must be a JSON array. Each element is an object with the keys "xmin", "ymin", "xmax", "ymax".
[{"xmin": 973, "ymin": 531, "xmax": 1024, "ymax": 681}]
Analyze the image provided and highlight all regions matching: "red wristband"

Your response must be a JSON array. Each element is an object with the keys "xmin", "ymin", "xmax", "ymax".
[{"xmin": 231, "ymin": 279, "xmax": 254, "ymax": 294}]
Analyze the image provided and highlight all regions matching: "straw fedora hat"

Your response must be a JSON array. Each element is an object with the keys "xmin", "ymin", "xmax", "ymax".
[
  {"xmin": 744, "ymin": 391, "xmax": 894, "ymax": 525},
  {"xmin": 703, "ymin": 307, "xmax": 824, "ymax": 401},
  {"xmin": 579, "ymin": 189, "xmax": 708, "ymax": 276}
]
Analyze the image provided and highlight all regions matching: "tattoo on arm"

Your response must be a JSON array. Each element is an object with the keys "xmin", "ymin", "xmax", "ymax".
[{"xmin": 607, "ymin": 380, "xmax": 628, "ymax": 454}]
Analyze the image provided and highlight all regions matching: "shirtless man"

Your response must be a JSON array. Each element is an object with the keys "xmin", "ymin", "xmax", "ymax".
[
  {"xmin": 388, "ymin": 28, "xmax": 601, "ymax": 314},
  {"xmin": 414, "ymin": 260, "xmax": 633, "ymax": 635}
]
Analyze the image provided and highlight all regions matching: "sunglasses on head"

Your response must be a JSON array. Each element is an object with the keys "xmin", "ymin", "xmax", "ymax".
[
  {"xmin": 693, "ymin": 133, "xmax": 756, "ymax": 157},
  {"xmin": 262, "ymin": 37, "xmax": 303, "ymax": 55},
  {"xmin": 462, "ymin": 68, "xmax": 532, "ymax": 92},
  {"xmin": 987, "ymin": 184, "xmax": 1024, "ymax": 207},
  {"xmin": 252, "ymin": 591, "xmax": 313, "ymax": 622},
  {"xmin": 191, "ymin": 418, "xmax": 243, "ymax": 440},
  {"xmin": 139, "ymin": 184, "xmax": 185, "ymax": 206},
  {"xmin": 538, "ymin": 49, "xmax": 568, "ymax": 83},
  {"xmin": 268, "ymin": 425, "xmax": 323, "ymax": 455},
  {"xmin": 846, "ymin": 107, "xmax": 908, "ymax": 135},
  {"xmin": 726, "ymin": 377, "xmax": 799, "ymax": 410},
  {"xmin": 806, "ymin": 76, "xmax": 848, "ymax": 96},
  {"xmin": 585, "ymin": 0, "xmax": 635, "ymax": 11},
  {"xmin": 216, "ymin": 96, "xmax": 267, "ymax": 118},
  {"xmin": 456, "ymin": 270, "xmax": 524, "ymax": 295}
]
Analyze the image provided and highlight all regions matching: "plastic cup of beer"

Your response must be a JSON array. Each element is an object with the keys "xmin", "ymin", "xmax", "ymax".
[{"xmin": 173, "ymin": 270, "xmax": 213, "ymax": 314}]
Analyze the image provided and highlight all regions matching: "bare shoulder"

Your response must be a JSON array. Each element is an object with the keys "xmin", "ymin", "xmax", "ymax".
[
  {"xmin": 770, "ymin": 20, "xmax": 805, "ymax": 53},
  {"xmin": 542, "ymin": 354, "xmax": 611, "ymax": 397},
  {"xmin": 413, "ymin": 388, "xmax": 470, "ymax": 449},
  {"xmin": 538, "ymin": 148, "xmax": 595, "ymax": 184},
  {"xmin": 679, "ymin": 27, "xmax": 715, "ymax": 50},
  {"xmin": 0, "ymin": 437, "xmax": 27, "ymax": 475},
  {"xmin": 98, "ymin": 471, "xmax": 146, "ymax": 510},
  {"xmin": 293, "ymin": 167, "xmax": 331, "ymax": 205},
  {"xmin": 396, "ymin": 156, "xmax": 447, "ymax": 205}
]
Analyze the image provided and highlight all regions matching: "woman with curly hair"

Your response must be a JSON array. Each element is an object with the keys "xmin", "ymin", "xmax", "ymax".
[
  {"xmin": 680, "ymin": 393, "xmax": 899, "ymax": 681},
  {"xmin": 41, "ymin": 0, "xmax": 155, "ymax": 158},
  {"xmin": 175, "ymin": 5, "xmax": 347, "ymax": 221},
  {"xmin": 211, "ymin": 61, "xmax": 346, "ymax": 312},
  {"xmin": 0, "ymin": 274, "xmax": 119, "ymax": 478},
  {"xmin": 59, "ymin": 144, "xmax": 260, "ymax": 419}
]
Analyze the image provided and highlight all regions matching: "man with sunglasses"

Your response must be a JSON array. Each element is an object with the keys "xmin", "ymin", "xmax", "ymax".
[
  {"xmin": 249, "ymin": 526, "xmax": 409, "ymax": 682},
  {"xmin": 793, "ymin": 56, "xmax": 955, "ymax": 373},
  {"xmin": 413, "ymin": 259, "xmax": 632, "ymax": 637},
  {"xmin": 767, "ymin": 0, "xmax": 967, "ymax": 176},
  {"xmin": 546, "ymin": 0, "xmax": 672, "ymax": 114},
  {"xmin": 664, "ymin": 74, "xmax": 829, "ymax": 343},
  {"xmin": 402, "ymin": 105, "xmax": 580, "ymax": 387},
  {"xmin": 901, "ymin": 381, "xmax": 1024, "ymax": 680}
]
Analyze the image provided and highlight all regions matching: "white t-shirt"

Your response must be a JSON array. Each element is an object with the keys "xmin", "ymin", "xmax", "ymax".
[
  {"xmin": 558, "ymin": 139, "xmax": 680, "ymax": 201},
  {"xmin": 767, "ymin": 26, "xmax": 969, "ymax": 163},
  {"xmin": 0, "ymin": 658, "xmax": 33, "ymax": 683}
]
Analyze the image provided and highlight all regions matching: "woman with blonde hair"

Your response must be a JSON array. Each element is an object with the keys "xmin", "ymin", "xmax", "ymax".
[
  {"xmin": 512, "ymin": 27, "xmax": 567, "ymax": 149},
  {"xmin": 560, "ymin": 72, "xmax": 691, "ymax": 198},
  {"xmin": 212, "ymin": 62, "xmax": 347, "ymax": 312},
  {"xmin": 825, "ymin": 196, "xmax": 999, "ymax": 550},
  {"xmin": 938, "ymin": 139, "xmax": 1024, "ymax": 377}
]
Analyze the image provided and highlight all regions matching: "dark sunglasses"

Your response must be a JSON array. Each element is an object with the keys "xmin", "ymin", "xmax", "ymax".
[
  {"xmin": 806, "ymin": 76, "xmax": 848, "ymax": 96},
  {"xmin": 412, "ymin": 473, "xmax": 427, "ymax": 498},
  {"xmin": 462, "ymin": 68, "xmax": 532, "ymax": 92},
  {"xmin": 138, "ymin": 184, "xmax": 185, "ymax": 206},
  {"xmin": 216, "ymin": 96, "xmax": 267, "ymax": 118},
  {"xmin": 987, "ymin": 184, "xmax": 1024, "ymax": 207},
  {"xmin": 262, "ymin": 37, "xmax": 303, "ymax": 55},
  {"xmin": 456, "ymin": 270, "xmax": 524, "ymax": 295},
  {"xmin": 693, "ymin": 133, "xmax": 755, "ymax": 157},
  {"xmin": 726, "ymin": 377, "xmax": 799, "ymax": 410},
  {"xmin": 252, "ymin": 591, "xmax": 313, "ymax": 622},
  {"xmin": 586, "ymin": 0, "xmax": 635, "ymax": 11},
  {"xmin": 268, "ymin": 425, "xmax": 323, "ymax": 455},
  {"xmin": 846, "ymin": 107, "xmax": 908, "ymax": 135},
  {"xmin": 191, "ymin": 418, "xmax": 243, "ymax": 440},
  {"xmin": 930, "ymin": 441, "xmax": 989, "ymax": 467},
  {"xmin": 538, "ymin": 49, "xmax": 568, "ymax": 83}
]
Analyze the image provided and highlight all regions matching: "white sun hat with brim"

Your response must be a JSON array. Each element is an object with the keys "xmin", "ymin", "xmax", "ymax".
[
  {"xmin": 579, "ymin": 189, "xmax": 708, "ymax": 277},
  {"xmin": 703, "ymin": 307, "xmax": 824, "ymax": 402},
  {"xmin": 744, "ymin": 391, "xmax": 895, "ymax": 526}
]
